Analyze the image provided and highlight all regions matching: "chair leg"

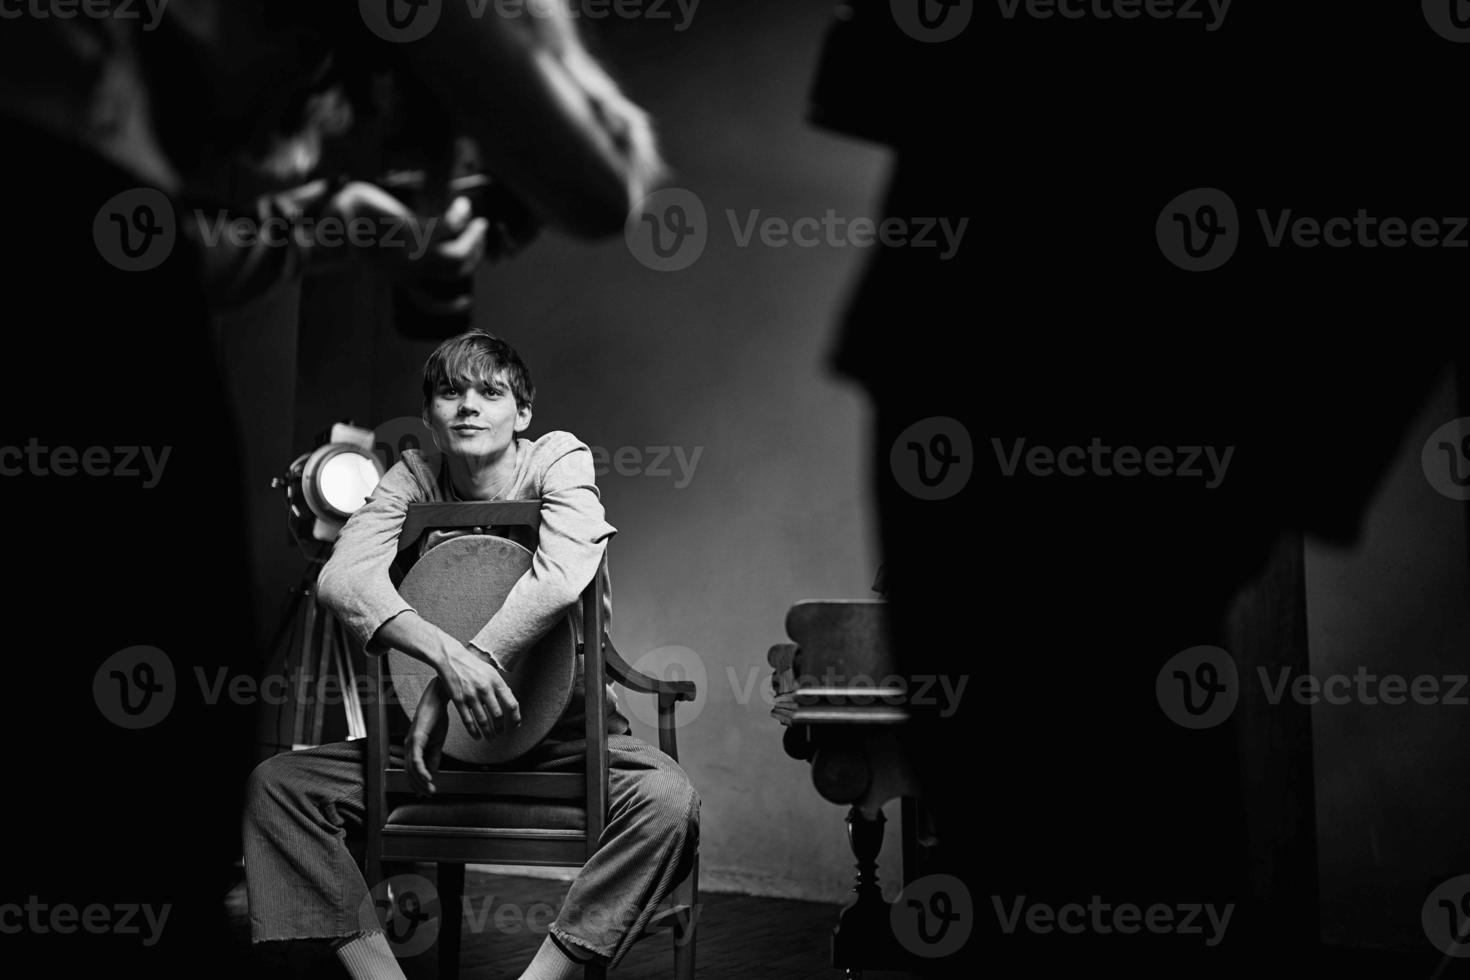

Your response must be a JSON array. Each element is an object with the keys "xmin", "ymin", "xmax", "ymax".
[
  {"xmin": 673, "ymin": 852, "xmax": 698, "ymax": 980},
  {"xmin": 438, "ymin": 863, "xmax": 465, "ymax": 980}
]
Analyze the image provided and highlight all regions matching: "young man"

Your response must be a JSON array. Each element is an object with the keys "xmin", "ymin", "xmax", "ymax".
[{"xmin": 243, "ymin": 331, "xmax": 699, "ymax": 980}]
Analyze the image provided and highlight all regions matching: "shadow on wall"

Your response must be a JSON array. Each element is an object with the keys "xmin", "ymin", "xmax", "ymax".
[{"xmin": 1307, "ymin": 363, "xmax": 1470, "ymax": 951}]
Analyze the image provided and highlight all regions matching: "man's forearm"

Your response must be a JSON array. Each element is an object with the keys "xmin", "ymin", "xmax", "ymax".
[
  {"xmin": 374, "ymin": 610, "xmax": 509, "ymax": 676},
  {"xmin": 372, "ymin": 610, "xmax": 456, "ymax": 672}
]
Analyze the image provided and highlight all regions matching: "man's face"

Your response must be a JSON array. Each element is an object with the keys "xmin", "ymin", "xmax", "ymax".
[{"xmin": 424, "ymin": 372, "xmax": 531, "ymax": 462}]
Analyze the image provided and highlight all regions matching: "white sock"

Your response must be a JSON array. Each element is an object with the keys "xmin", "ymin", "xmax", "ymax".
[
  {"xmin": 519, "ymin": 934, "xmax": 587, "ymax": 980},
  {"xmin": 334, "ymin": 932, "xmax": 409, "ymax": 980}
]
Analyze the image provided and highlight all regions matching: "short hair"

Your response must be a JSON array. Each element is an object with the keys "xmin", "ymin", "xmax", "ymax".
[{"xmin": 421, "ymin": 331, "xmax": 535, "ymax": 412}]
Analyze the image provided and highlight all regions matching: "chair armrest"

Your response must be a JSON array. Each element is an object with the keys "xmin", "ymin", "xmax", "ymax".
[{"xmin": 601, "ymin": 636, "xmax": 697, "ymax": 701}]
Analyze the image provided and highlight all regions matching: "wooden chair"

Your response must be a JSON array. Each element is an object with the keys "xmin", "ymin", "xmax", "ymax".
[{"xmin": 363, "ymin": 501, "xmax": 699, "ymax": 979}]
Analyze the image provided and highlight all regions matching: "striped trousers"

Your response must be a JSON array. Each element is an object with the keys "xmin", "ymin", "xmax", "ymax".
[{"xmin": 242, "ymin": 734, "xmax": 699, "ymax": 966}]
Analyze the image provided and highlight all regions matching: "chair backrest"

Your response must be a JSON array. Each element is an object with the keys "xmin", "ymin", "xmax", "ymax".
[{"xmin": 365, "ymin": 500, "xmax": 610, "ymax": 864}]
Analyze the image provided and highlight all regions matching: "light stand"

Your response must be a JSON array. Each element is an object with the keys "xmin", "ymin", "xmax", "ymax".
[{"xmin": 267, "ymin": 422, "xmax": 385, "ymax": 750}]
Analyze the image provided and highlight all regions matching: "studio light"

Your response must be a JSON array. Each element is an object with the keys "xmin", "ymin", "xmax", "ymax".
[{"xmin": 275, "ymin": 422, "xmax": 385, "ymax": 545}]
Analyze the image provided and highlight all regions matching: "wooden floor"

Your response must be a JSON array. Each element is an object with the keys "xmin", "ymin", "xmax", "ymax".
[
  {"xmin": 227, "ymin": 868, "xmax": 1470, "ymax": 979},
  {"xmin": 227, "ymin": 868, "xmax": 923, "ymax": 980}
]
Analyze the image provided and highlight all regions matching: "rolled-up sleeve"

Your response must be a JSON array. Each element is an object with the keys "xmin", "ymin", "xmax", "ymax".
[
  {"xmin": 316, "ymin": 460, "xmax": 422, "ymax": 655},
  {"xmin": 470, "ymin": 436, "xmax": 616, "ymax": 670}
]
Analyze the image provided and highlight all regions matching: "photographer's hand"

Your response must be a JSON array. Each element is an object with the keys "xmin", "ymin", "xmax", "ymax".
[{"xmin": 403, "ymin": 0, "xmax": 668, "ymax": 238}]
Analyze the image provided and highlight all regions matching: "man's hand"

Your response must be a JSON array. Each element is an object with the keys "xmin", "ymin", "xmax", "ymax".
[
  {"xmin": 406, "ymin": 679, "xmax": 451, "ymax": 796},
  {"xmin": 437, "ymin": 640, "xmax": 522, "ymax": 741}
]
